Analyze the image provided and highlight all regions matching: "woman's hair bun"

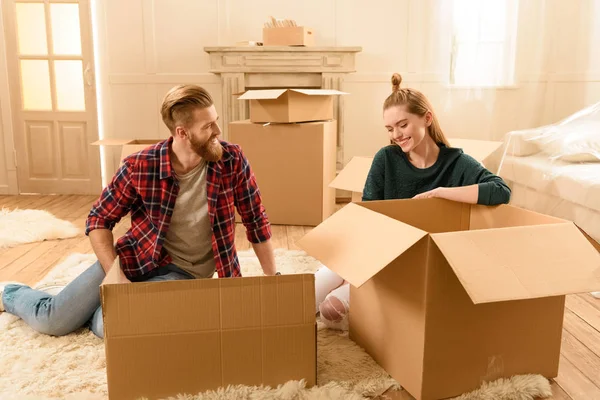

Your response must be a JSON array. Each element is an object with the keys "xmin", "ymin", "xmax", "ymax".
[{"xmin": 391, "ymin": 73, "xmax": 402, "ymax": 92}]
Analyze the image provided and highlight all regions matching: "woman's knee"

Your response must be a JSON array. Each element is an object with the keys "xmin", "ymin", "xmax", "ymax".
[{"xmin": 319, "ymin": 296, "xmax": 348, "ymax": 323}]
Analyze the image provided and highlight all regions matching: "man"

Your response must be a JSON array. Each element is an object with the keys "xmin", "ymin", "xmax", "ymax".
[{"xmin": 0, "ymin": 84, "xmax": 277, "ymax": 338}]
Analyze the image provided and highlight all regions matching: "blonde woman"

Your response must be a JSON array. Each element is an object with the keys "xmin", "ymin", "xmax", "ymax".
[{"xmin": 315, "ymin": 73, "xmax": 511, "ymax": 330}]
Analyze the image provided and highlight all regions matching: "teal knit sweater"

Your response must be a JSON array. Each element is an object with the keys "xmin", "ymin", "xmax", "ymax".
[{"xmin": 362, "ymin": 144, "xmax": 511, "ymax": 205}]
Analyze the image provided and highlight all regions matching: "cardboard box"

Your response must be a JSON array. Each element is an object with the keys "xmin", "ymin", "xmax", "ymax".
[
  {"xmin": 229, "ymin": 119, "xmax": 337, "ymax": 226},
  {"xmin": 330, "ymin": 138, "xmax": 504, "ymax": 202},
  {"xmin": 237, "ymin": 89, "xmax": 347, "ymax": 124},
  {"xmin": 297, "ymin": 198, "xmax": 600, "ymax": 400},
  {"xmin": 262, "ymin": 26, "xmax": 315, "ymax": 46},
  {"xmin": 92, "ymin": 138, "xmax": 162, "ymax": 164},
  {"xmin": 101, "ymin": 274, "xmax": 317, "ymax": 400}
]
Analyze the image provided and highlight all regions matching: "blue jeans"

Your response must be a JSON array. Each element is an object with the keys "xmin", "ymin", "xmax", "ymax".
[{"xmin": 1, "ymin": 260, "xmax": 194, "ymax": 338}]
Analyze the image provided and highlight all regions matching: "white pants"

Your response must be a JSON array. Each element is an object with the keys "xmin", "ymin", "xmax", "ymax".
[{"xmin": 314, "ymin": 265, "xmax": 350, "ymax": 331}]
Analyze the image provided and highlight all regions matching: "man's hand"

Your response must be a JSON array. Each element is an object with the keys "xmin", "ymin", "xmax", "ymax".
[
  {"xmin": 101, "ymin": 257, "xmax": 131, "ymax": 285},
  {"xmin": 251, "ymin": 240, "xmax": 277, "ymax": 276}
]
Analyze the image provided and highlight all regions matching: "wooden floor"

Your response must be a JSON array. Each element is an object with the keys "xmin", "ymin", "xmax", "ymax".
[{"xmin": 1, "ymin": 194, "xmax": 599, "ymax": 400}]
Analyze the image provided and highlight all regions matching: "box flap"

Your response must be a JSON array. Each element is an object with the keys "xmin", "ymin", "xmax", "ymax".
[
  {"xmin": 91, "ymin": 139, "xmax": 161, "ymax": 146},
  {"xmin": 296, "ymin": 203, "xmax": 428, "ymax": 287},
  {"xmin": 329, "ymin": 156, "xmax": 373, "ymax": 193},
  {"xmin": 237, "ymin": 89, "xmax": 288, "ymax": 100},
  {"xmin": 91, "ymin": 139, "xmax": 133, "ymax": 146},
  {"xmin": 448, "ymin": 138, "xmax": 503, "ymax": 163},
  {"xmin": 290, "ymin": 89, "xmax": 349, "ymax": 96},
  {"xmin": 431, "ymin": 222, "xmax": 600, "ymax": 304}
]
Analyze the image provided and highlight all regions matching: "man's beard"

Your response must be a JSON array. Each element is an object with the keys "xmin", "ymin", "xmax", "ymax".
[{"xmin": 190, "ymin": 134, "xmax": 223, "ymax": 162}]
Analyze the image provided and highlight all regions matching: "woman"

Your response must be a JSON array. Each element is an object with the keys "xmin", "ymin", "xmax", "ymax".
[{"xmin": 315, "ymin": 73, "xmax": 511, "ymax": 330}]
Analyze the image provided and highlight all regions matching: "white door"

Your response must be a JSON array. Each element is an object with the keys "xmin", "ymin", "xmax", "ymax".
[{"xmin": 2, "ymin": 0, "xmax": 101, "ymax": 194}]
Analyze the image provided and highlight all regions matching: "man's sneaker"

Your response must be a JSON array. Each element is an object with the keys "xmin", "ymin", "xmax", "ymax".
[
  {"xmin": 0, "ymin": 281, "xmax": 22, "ymax": 312},
  {"xmin": 591, "ymin": 292, "xmax": 600, "ymax": 299}
]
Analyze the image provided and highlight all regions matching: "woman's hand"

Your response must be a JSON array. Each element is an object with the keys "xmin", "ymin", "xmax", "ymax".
[
  {"xmin": 413, "ymin": 185, "xmax": 479, "ymax": 204},
  {"xmin": 412, "ymin": 187, "xmax": 446, "ymax": 200}
]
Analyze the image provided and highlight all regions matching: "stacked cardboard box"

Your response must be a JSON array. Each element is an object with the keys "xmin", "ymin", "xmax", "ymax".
[{"xmin": 230, "ymin": 88, "xmax": 347, "ymax": 226}]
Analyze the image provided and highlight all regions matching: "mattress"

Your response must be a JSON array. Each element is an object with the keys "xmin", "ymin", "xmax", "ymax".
[
  {"xmin": 507, "ymin": 181, "xmax": 600, "ymax": 243},
  {"xmin": 497, "ymin": 154, "xmax": 600, "ymax": 213}
]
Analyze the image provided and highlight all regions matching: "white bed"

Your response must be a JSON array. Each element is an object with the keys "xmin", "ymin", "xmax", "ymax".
[{"xmin": 497, "ymin": 154, "xmax": 600, "ymax": 243}]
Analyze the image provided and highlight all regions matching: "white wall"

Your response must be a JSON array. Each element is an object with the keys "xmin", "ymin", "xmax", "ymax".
[{"xmin": 92, "ymin": 0, "xmax": 600, "ymax": 177}]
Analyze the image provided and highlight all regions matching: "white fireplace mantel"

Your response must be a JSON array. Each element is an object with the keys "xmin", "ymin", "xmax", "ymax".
[{"xmin": 204, "ymin": 46, "xmax": 362, "ymax": 170}]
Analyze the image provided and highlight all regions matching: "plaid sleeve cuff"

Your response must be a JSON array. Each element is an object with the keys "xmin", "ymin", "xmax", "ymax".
[
  {"xmin": 245, "ymin": 217, "xmax": 272, "ymax": 243},
  {"xmin": 85, "ymin": 215, "xmax": 116, "ymax": 236}
]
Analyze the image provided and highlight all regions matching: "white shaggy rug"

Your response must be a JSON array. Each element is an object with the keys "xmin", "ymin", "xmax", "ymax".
[
  {"xmin": 0, "ymin": 208, "xmax": 80, "ymax": 249},
  {"xmin": 0, "ymin": 250, "xmax": 552, "ymax": 400}
]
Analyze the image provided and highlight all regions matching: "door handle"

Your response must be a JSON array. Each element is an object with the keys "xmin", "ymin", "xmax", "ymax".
[{"xmin": 84, "ymin": 63, "xmax": 93, "ymax": 86}]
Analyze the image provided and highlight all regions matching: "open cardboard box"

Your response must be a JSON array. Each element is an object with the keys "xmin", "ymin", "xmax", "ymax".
[
  {"xmin": 100, "ymin": 271, "xmax": 317, "ymax": 399},
  {"xmin": 262, "ymin": 26, "xmax": 315, "ymax": 46},
  {"xmin": 330, "ymin": 138, "xmax": 504, "ymax": 202},
  {"xmin": 237, "ymin": 89, "xmax": 347, "ymax": 123},
  {"xmin": 297, "ymin": 198, "xmax": 600, "ymax": 400},
  {"xmin": 91, "ymin": 138, "xmax": 163, "ymax": 165}
]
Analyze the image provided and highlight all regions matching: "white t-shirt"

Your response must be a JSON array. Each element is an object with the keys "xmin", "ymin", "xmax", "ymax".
[{"xmin": 162, "ymin": 160, "xmax": 216, "ymax": 279}]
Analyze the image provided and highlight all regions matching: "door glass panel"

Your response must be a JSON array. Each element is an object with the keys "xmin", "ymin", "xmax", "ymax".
[
  {"xmin": 54, "ymin": 60, "xmax": 85, "ymax": 111},
  {"xmin": 20, "ymin": 60, "xmax": 52, "ymax": 110},
  {"xmin": 50, "ymin": 4, "xmax": 82, "ymax": 55},
  {"xmin": 15, "ymin": 3, "xmax": 48, "ymax": 55}
]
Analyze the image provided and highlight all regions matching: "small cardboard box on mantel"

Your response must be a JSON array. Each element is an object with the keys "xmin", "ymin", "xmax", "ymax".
[
  {"xmin": 262, "ymin": 26, "xmax": 315, "ymax": 46},
  {"xmin": 297, "ymin": 198, "xmax": 600, "ymax": 400},
  {"xmin": 237, "ymin": 89, "xmax": 347, "ymax": 124}
]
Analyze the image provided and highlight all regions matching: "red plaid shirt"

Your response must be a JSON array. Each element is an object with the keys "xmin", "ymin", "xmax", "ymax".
[{"xmin": 85, "ymin": 137, "xmax": 272, "ymax": 279}]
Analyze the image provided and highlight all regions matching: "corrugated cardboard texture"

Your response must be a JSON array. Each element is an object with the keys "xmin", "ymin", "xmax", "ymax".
[
  {"xmin": 449, "ymin": 138, "xmax": 503, "ymax": 167},
  {"xmin": 431, "ymin": 222, "xmax": 600, "ymax": 304},
  {"xmin": 296, "ymin": 202, "xmax": 427, "ymax": 288},
  {"xmin": 101, "ymin": 274, "xmax": 316, "ymax": 400},
  {"xmin": 469, "ymin": 203, "xmax": 565, "ymax": 230},
  {"xmin": 349, "ymin": 237, "xmax": 429, "ymax": 398},
  {"xmin": 297, "ymin": 197, "xmax": 600, "ymax": 400},
  {"xmin": 358, "ymin": 198, "xmax": 471, "ymax": 234},
  {"xmin": 262, "ymin": 26, "xmax": 315, "ymax": 46},
  {"xmin": 328, "ymin": 156, "xmax": 373, "ymax": 194},
  {"xmin": 238, "ymin": 89, "xmax": 345, "ymax": 123},
  {"xmin": 91, "ymin": 139, "xmax": 162, "ymax": 164},
  {"xmin": 421, "ymin": 243, "xmax": 564, "ymax": 400},
  {"xmin": 230, "ymin": 120, "xmax": 336, "ymax": 226}
]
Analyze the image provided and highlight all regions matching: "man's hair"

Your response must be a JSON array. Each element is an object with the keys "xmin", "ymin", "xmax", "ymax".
[{"xmin": 160, "ymin": 84, "xmax": 213, "ymax": 132}]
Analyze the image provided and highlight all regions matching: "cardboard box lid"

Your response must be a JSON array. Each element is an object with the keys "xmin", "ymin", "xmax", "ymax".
[
  {"xmin": 296, "ymin": 202, "xmax": 427, "ymax": 288},
  {"xmin": 430, "ymin": 222, "xmax": 600, "ymax": 304},
  {"xmin": 448, "ymin": 138, "xmax": 503, "ymax": 164},
  {"xmin": 237, "ymin": 88, "xmax": 348, "ymax": 100},
  {"xmin": 329, "ymin": 138, "xmax": 502, "ymax": 193},
  {"xmin": 91, "ymin": 139, "xmax": 162, "ymax": 146},
  {"xmin": 329, "ymin": 156, "xmax": 373, "ymax": 193},
  {"xmin": 297, "ymin": 201, "xmax": 600, "ymax": 303}
]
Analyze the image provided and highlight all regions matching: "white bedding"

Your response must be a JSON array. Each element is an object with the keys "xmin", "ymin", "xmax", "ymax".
[
  {"xmin": 497, "ymin": 154, "xmax": 600, "ymax": 213},
  {"xmin": 506, "ymin": 181, "xmax": 600, "ymax": 243}
]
